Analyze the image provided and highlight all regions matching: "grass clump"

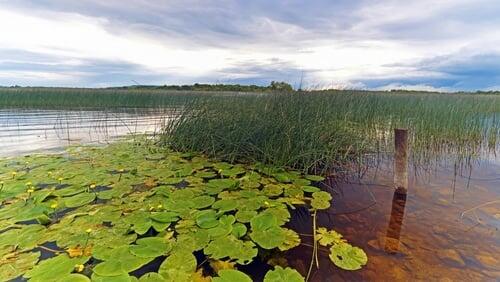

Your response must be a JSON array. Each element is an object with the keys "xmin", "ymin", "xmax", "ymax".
[{"xmin": 164, "ymin": 91, "xmax": 500, "ymax": 172}]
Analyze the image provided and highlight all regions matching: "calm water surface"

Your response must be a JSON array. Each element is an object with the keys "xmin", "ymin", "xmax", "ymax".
[
  {"xmin": 1, "ymin": 109, "xmax": 499, "ymax": 281},
  {"xmin": 0, "ymin": 108, "xmax": 175, "ymax": 157},
  {"xmin": 287, "ymin": 157, "xmax": 500, "ymax": 281}
]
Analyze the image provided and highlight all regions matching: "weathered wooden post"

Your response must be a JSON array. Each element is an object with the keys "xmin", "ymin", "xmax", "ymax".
[
  {"xmin": 384, "ymin": 128, "xmax": 409, "ymax": 253},
  {"xmin": 393, "ymin": 128, "xmax": 408, "ymax": 192}
]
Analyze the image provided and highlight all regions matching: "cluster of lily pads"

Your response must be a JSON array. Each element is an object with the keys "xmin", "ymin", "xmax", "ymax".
[{"xmin": 0, "ymin": 138, "xmax": 366, "ymax": 281}]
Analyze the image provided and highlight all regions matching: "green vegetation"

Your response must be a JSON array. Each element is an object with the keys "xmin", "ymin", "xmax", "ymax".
[
  {"xmin": 164, "ymin": 91, "xmax": 500, "ymax": 172},
  {"xmin": 0, "ymin": 138, "xmax": 366, "ymax": 281},
  {"xmin": 109, "ymin": 81, "xmax": 294, "ymax": 93}
]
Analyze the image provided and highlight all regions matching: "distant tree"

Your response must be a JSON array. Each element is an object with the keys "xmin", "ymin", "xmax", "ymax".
[{"xmin": 269, "ymin": 81, "xmax": 293, "ymax": 92}]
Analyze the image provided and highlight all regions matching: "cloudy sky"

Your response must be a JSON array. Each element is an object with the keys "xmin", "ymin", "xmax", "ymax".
[{"xmin": 0, "ymin": 0, "xmax": 499, "ymax": 90}]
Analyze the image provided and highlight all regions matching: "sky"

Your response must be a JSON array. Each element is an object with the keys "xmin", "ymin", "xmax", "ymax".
[{"xmin": 0, "ymin": 0, "xmax": 499, "ymax": 91}]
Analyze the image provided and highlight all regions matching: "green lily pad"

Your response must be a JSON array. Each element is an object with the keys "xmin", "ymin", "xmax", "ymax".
[
  {"xmin": 139, "ymin": 272, "xmax": 165, "ymax": 282},
  {"xmin": 231, "ymin": 223, "xmax": 247, "ymax": 238},
  {"xmin": 311, "ymin": 191, "xmax": 332, "ymax": 210},
  {"xmin": 263, "ymin": 266, "xmax": 305, "ymax": 282},
  {"xmin": 191, "ymin": 195, "xmax": 215, "ymax": 208},
  {"xmin": 204, "ymin": 235, "xmax": 257, "ymax": 264},
  {"xmin": 195, "ymin": 210, "xmax": 219, "ymax": 229},
  {"xmin": 317, "ymin": 227, "xmax": 343, "ymax": 247},
  {"xmin": 63, "ymin": 192, "xmax": 96, "ymax": 208},
  {"xmin": 59, "ymin": 273, "xmax": 91, "ymax": 282},
  {"xmin": 24, "ymin": 254, "xmax": 89, "ymax": 281},
  {"xmin": 329, "ymin": 242, "xmax": 368, "ymax": 270},
  {"xmin": 129, "ymin": 237, "xmax": 172, "ymax": 258},
  {"xmin": 213, "ymin": 269, "xmax": 252, "ymax": 282},
  {"xmin": 150, "ymin": 211, "xmax": 179, "ymax": 223},
  {"xmin": 93, "ymin": 246, "xmax": 153, "ymax": 276},
  {"xmin": 212, "ymin": 199, "xmax": 238, "ymax": 212},
  {"xmin": 235, "ymin": 210, "xmax": 258, "ymax": 223},
  {"xmin": 158, "ymin": 250, "xmax": 197, "ymax": 278},
  {"xmin": 305, "ymin": 175, "xmax": 325, "ymax": 182}
]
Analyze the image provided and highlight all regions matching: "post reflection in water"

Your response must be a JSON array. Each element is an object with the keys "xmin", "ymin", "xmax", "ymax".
[{"xmin": 384, "ymin": 187, "xmax": 407, "ymax": 254}]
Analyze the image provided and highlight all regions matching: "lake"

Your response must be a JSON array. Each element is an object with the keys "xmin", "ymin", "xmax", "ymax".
[
  {"xmin": 0, "ymin": 108, "xmax": 175, "ymax": 157},
  {"xmin": 1, "ymin": 109, "xmax": 499, "ymax": 281}
]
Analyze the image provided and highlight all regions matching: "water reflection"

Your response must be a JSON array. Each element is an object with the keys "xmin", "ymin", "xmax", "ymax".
[
  {"xmin": 0, "ymin": 108, "xmax": 176, "ymax": 157},
  {"xmin": 384, "ymin": 187, "xmax": 407, "ymax": 254}
]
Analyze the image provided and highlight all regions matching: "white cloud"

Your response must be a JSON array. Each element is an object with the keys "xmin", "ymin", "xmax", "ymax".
[{"xmin": 0, "ymin": 1, "xmax": 499, "ymax": 89}]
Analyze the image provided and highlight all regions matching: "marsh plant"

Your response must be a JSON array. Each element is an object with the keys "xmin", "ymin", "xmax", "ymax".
[{"xmin": 164, "ymin": 91, "xmax": 500, "ymax": 173}]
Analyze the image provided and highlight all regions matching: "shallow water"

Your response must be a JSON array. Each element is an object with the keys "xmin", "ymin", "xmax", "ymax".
[
  {"xmin": 287, "ymin": 157, "xmax": 500, "ymax": 281},
  {"xmin": 0, "ymin": 108, "xmax": 175, "ymax": 157}
]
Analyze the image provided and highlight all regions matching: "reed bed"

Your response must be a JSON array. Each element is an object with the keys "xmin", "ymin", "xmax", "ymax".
[
  {"xmin": 0, "ymin": 87, "xmax": 232, "ymax": 109},
  {"xmin": 163, "ymin": 91, "xmax": 500, "ymax": 172}
]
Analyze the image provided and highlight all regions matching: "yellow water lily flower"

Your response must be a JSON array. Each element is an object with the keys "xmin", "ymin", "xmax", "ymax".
[
  {"xmin": 118, "ymin": 168, "xmax": 125, "ymax": 172},
  {"xmin": 25, "ymin": 181, "xmax": 32, "ymax": 186},
  {"xmin": 157, "ymin": 204, "xmax": 163, "ymax": 209},
  {"xmin": 90, "ymin": 184, "xmax": 96, "ymax": 189},
  {"xmin": 50, "ymin": 203, "xmax": 58, "ymax": 209},
  {"xmin": 57, "ymin": 177, "xmax": 63, "ymax": 181},
  {"xmin": 85, "ymin": 228, "xmax": 92, "ymax": 233},
  {"xmin": 27, "ymin": 188, "xmax": 35, "ymax": 193},
  {"xmin": 74, "ymin": 264, "xmax": 85, "ymax": 272}
]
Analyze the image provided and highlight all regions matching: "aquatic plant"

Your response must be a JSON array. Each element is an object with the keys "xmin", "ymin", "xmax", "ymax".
[
  {"xmin": 0, "ymin": 137, "xmax": 366, "ymax": 281},
  {"xmin": 164, "ymin": 91, "xmax": 500, "ymax": 172}
]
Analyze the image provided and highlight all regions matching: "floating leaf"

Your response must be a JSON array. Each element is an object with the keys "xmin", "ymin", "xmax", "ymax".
[
  {"xmin": 59, "ymin": 273, "xmax": 91, "ymax": 282},
  {"xmin": 316, "ymin": 227, "xmax": 343, "ymax": 247},
  {"xmin": 278, "ymin": 229, "xmax": 300, "ymax": 251},
  {"xmin": 305, "ymin": 175, "xmax": 325, "ymax": 182},
  {"xmin": 231, "ymin": 223, "xmax": 247, "ymax": 238},
  {"xmin": 204, "ymin": 235, "xmax": 257, "ymax": 264},
  {"xmin": 263, "ymin": 266, "xmax": 305, "ymax": 282},
  {"xmin": 250, "ymin": 213, "xmax": 285, "ymax": 249},
  {"xmin": 63, "ymin": 192, "xmax": 96, "ymax": 208},
  {"xmin": 150, "ymin": 211, "xmax": 179, "ymax": 223},
  {"xmin": 129, "ymin": 237, "xmax": 171, "ymax": 258},
  {"xmin": 139, "ymin": 272, "xmax": 165, "ymax": 282},
  {"xmin": 196, "ymin": 210, "xmax": 219, "ymax": 229},
  {"xmin": 158, "ymin": 250, "xmax": 197, "ymax": 279},
  {"xmin": 235, "ymin": 210, "xmax": 257, "ymax": 223},
  {"xmin": 24, "ymin": 254, "xmax": 89, "ymax": 281},
  {"xmin": 0, "ymin": 251, "xmax": 40, "ymax": 281},
  {"xmin": 301, "ymin": 186, "xmax": 320, "ymax": 193},
  {"xmin": 329, "ymin": 242, "xmax": 368, "ymax": 270},
  {"xmin": 213, "ymin": 269, "xmax": 252, "ymax": 282},
  {"xmin": 212, "ymin": 199, "xmax": 238, "ymax": 212},
  {"xmin": 93, "ymin": 245, "xmax": 153, "ymax": 276},
  {"xmin": 311, "ymin": 191, "xmax": 332, "ymax": 210}
]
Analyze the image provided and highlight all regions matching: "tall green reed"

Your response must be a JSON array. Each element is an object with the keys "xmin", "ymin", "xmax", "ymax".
[{"xmin": 163, "ymin": 91, "xmax": 499, "ymax": 172}]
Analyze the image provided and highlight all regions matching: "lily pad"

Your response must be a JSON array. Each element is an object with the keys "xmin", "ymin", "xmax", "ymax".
[
  {"xmin": 213, "ymin": 269, "xmax": 252, "ymax": 282},
  {"xmin": 129, "ymin": 237, "xmax": 172, "ymax": 258},
  {"xmin": 24, "ymin": 254, "xmax": 89, "ymax": 281},
  {"xmin": 263, "ymin": 266, "xmax": 305, "ymax": 282},
  {"xmin": 196, "ymin": 210, "xmax": 219, "ymax": 229},
  {"xmin": 329, "ymin": 242, "xmax": 368, "ymax": 270},
  {"xmin": 63, "ymin": 192, "xmax": 96, "ymax": 208},
  {"xmin": 204, "ymin": 235, "xmax": 257, "ymax": 264}
]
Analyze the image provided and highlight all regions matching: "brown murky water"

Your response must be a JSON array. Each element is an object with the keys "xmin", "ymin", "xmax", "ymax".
[{"xmin": 287, "ymin": 157, "xmax": 500, "ymax": 281}]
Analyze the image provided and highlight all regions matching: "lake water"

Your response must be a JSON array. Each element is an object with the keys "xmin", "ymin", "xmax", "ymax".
[
  {"xmin": 0, "ymin": 108, "xmax": 175, "ymax": 157},
  {"xmin": 287, "ymin": 157, "xmax": 500, "ymax": 281},
  {"xmin": 1, "ymin": 109, "xmax": 499, "ymax": 281}
]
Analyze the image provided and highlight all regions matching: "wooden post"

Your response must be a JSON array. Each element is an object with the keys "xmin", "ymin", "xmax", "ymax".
[
  {"xmin": 384, "ymin": 189, "xmax": 407, "ymax": 253},
  {"xmin": 394, "ymin": 129, "xmax": 408, "ymax": 192},
  {"xmin": 384, "ymin": 128, "xmax": 409, "ymax": 253}
]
